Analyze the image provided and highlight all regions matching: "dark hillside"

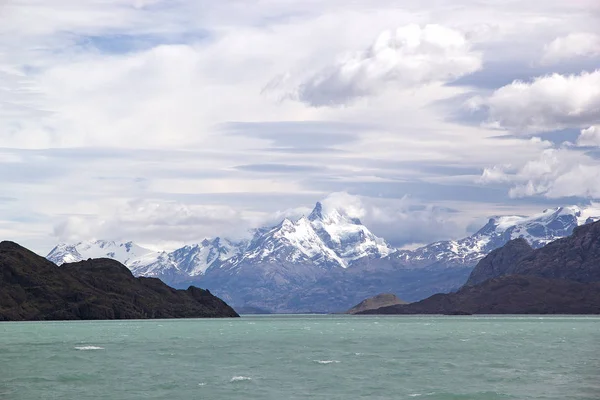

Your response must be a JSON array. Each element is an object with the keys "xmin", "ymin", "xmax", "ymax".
[{"xmin": 0, "ymin": 241, "xmax": 238, "ymax": 321}]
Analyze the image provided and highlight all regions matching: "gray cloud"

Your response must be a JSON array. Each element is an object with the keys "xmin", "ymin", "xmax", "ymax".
[
  {"xmin": 307, "ymin": 179, "xmax": 509, "ymax": 204},
  {"xmin": 222, "ymin": 121, "xmax": 365, "ymax": 150},
  {"xmin": 451, "ymin": 58, "xmax": 600, "ymax": 90},
  {"xmin": 262, "ymin": 146, "xmax": 347, "ymax": 154},
  {"xmin": 234, "ymin": 163, "xmax": 324, "ymax": 173}
]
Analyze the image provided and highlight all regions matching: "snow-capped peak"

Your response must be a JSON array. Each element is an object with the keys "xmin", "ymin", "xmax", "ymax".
[
  {"xmin": 47, "ymin": 237, "xmax": 246, "ymax": 282},
  {"xmin": 47, "ymin": 240, "xmax": 159, "ymax": 267},
  {"xmin": 475, "ymin": 205, "xmax": 593, "ymax": 247},
  {"xmin": 230, "ymin": 202, "xmax": 393, "ymax": 270},
  {"xmin": 307, "ymin": 202, "xmax": 392, "ymax": 261},
  {"xmin": 488, "ymin": 206, "xmax": 580, "ymax": 232},
  {"xmin": 237, "ymin": 213, "xmax": 347, "ymax": 268},
  {"xmin": 395, "ymin": 204, "xmax": 600, "ymax": 269}
]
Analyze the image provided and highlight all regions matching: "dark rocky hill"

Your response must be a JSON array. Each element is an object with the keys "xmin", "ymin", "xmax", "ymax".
[
  {"xmin": 464, "ymin": 238, "xmax": 534, "ymax": 286},
  {"xmin": 0, "ymin": 241, "xmax": 239, "ymax": 321},
  {"xmin": 359, "ymin": 220, "xmax": 600, "ymax": 315},
  {"xmin": 359, "ymin": 276, "xmax": 600, "ymax": 315}
]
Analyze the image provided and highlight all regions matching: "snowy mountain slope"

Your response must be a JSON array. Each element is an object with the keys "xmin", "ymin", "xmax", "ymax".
[
  {"xmin": 308, "ymin": 202, "xmax": 393, "ymax": 262},
  {"xmin": 217, "ymin": 202, "xmax": 394, "ymax": 274},
  {"xmin": 129, "ymin": 251, "xmax": 179, "ymax": 280},
  {"xmin": 47, "ymin": 240, "xmax": 161, "ymax": 267},
  {"xmin": 228, "ymin": 216, "xmax": 347, "ymax": 269},
  {"xmin": 390, "ymin": 205, "xmax": 600, "ymax": 269},
  {"xmin": 47, "ymin": 238, "xmax": 245, "ymax": 283},
  {"xmin": 170, "ymin": 238, "xmax": 243, "ymax": 276}
]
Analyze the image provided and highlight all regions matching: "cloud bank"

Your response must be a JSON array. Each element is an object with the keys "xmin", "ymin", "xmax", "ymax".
[{"xmin": 480, "ymin": 149, "xmax": 600, "ymax": 199}]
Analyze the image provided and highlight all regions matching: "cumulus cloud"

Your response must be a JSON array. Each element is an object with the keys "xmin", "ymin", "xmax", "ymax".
[
  {"xmin": 316, "ymin": 192, "xmax": 463, "ymax": 246},
  {"xmin": 577, "ymin": 125, "xmax": 600, "ymax": 147},
  {"xmin": 291, "ymin": 24, "xmax": 482, "ymax": 107},
  {"xmin": 473, "ymin": 70, "xmax": 600, "ymax": 133},
  {"xmin": 478, "ymin": 164, "xmax": 513, "ymax": 184},
  {"xmin": 541, "ymin": 33, "xmax": 600, "ymax": 65},
  {"xmin": 320, "ymin": 192, "xmax": 367, "ymax": 219},
  {"xmin": 480, "ymin": 149, "xmax": 600, "ymax": 199}
]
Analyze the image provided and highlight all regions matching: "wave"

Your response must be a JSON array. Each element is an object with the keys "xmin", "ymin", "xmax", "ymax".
[
  {"xmin": 74, "ymin": 346, "xmax": 104, "ymax": 350},
  {"xmin": 230, "ymin": 376, "xmax": 252, "ymax": 382},
  {"xmin": 314, "ymin": 360, "xmax": 340, "ymax": 364}
]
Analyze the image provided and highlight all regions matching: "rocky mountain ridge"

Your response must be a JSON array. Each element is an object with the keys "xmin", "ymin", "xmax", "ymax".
[{"xmin": 46, "ymin": 203, "xmax": 600, "ymax": 312}]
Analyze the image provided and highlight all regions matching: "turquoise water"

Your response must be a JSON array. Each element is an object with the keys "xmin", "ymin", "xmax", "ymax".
[{"xmin": 1, "ymin": 315, "xmax": 599, "ymax": 399}]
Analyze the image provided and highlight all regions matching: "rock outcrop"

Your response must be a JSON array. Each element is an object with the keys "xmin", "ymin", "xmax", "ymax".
[
  {"xmin": 0, "ymin": 241, "xmax": 239, "ymax": 321},
  {"xmin": 346, "ymin": 293, "xmax": 407, "ymax": 314}
]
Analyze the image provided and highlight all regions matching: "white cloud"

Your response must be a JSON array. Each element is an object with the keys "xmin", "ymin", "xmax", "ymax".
[
  {"xmin": 479, "ymin": 165, "xmax": 513, "ymax": 184},
  {"xmin": 315, "ymin": 192, "xmax": 464, "ymax": 246},
  {"xmin": 474, "ymin": 70, "xmax": 600, "ymax": 134},
  {"xmin": 46, "ymin": 191, "xmax": 475, "ymax": 249},
  {"xmin": 542, "ymin": 32, "xmax": 600, "ymax": 65},
  {"xmin": 52, "ymin": 199, "xmax": 262, "ymax": 247},
  {"xmin": 289, "ymin": 24, "xmax": 482, "ymax": 107},
  {"xmin": 320, "ymin": 192, "xmax": 366, "ymax": 219},
  {"xmin": 577, "ymin": 125, "xmax": 600, "ymax": 147},
  {"xmin": 480, "ymin": 148, "xmax": 600, "ymax": 199}
]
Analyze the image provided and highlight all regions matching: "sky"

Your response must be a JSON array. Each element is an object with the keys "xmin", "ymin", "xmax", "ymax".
[{"xmin": 1, "ymin": 0, "xmax": 599, "ymax": 254}]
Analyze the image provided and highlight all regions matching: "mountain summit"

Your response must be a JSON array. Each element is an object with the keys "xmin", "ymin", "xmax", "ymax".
[
  {"xmin": 218, "ymin": 202, "xmax": 393, "ymax": 271},
  {"xmin": 307, "ymin": 202, "xmax": 392, "ymax": 262}
]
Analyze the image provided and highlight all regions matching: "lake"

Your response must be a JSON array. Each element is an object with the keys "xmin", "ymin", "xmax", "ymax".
[{"xmin": 1, "ymin": 315, "xmax": 599, "ymax": 399}]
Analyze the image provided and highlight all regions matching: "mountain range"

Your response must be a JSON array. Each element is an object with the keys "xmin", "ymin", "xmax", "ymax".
[{"xmin": 47, "ymin": 202, "xmax": 600, "ymax": 313}]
